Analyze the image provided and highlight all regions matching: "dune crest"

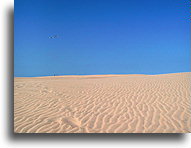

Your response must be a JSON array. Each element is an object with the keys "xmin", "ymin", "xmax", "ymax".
[{"xmin": 14, "ymin": 72, "xmax": 191, "ymax": 133}]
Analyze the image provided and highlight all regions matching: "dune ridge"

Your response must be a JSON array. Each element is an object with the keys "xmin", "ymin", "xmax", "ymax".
[{"xmin": 14, "ymin": 72, "xmax": 191, "ymax": 133}]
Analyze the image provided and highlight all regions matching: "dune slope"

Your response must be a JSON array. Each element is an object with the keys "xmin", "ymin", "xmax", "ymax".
[{"xmin": 14, "ymin": 73, "xmax": 191, "ymax": 133}]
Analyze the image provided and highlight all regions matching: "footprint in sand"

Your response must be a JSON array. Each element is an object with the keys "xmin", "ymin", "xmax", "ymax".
[{"xmin": 62, "ymin": 117, "xmax": 81, "ymax": 128}]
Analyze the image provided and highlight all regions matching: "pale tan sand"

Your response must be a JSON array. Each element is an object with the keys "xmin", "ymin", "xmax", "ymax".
[{"xmin": 14, "ymin": 72, "xmax": 191, "ymax": 133}]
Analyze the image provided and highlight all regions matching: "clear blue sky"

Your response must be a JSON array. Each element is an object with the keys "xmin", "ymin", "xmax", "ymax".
[{"xmin": 15, "ymin": 0, "xmax": 190, "ymax": 77}]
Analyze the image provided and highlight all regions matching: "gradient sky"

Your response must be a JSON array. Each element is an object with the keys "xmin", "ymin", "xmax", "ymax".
[{"xmin": 15, "ymin": 0, "xmax": 190, "ymax": 77}]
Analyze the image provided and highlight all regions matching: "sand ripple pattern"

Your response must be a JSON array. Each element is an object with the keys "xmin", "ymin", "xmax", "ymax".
[{"xmin": 14, "ymin": 73, "xmax": 191, "ymax": 133}]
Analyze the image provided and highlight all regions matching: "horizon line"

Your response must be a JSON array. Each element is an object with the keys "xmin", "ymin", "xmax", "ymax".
[{"xmin": 14, "ymin": 71, "xmax": 191, "ymax": 78}]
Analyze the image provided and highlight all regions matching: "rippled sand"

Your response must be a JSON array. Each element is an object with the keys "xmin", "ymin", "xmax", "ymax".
[{"xmin": 14, "ymin": 73, "xmax": 191, "ymax": 133}]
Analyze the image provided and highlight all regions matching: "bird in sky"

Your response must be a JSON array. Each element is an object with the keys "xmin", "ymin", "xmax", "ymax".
[{"xmin": 49, "ymin": 35, "xmax": 58, "ymax": 39}]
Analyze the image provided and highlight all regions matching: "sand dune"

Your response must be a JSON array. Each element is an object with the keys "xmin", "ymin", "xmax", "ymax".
[{"xmin": 14, "ymin": 72, "xmax": 191, "ymax": 133}]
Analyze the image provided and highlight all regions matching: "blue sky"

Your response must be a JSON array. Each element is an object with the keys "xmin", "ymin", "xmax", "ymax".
[{"xmin": 15, "ymin": 0, "xmax": 190, "ymax": 77}]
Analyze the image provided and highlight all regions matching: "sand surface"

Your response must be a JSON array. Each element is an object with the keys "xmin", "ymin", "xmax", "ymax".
[{"xmin": 14, "ymin": 73, "xmax": 191, "ymax": 133}]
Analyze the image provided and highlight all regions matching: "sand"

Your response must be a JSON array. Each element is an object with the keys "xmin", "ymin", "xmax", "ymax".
[{"xmin": 14, "ymin": 72, "xmax": 191, "ymax": 133}]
